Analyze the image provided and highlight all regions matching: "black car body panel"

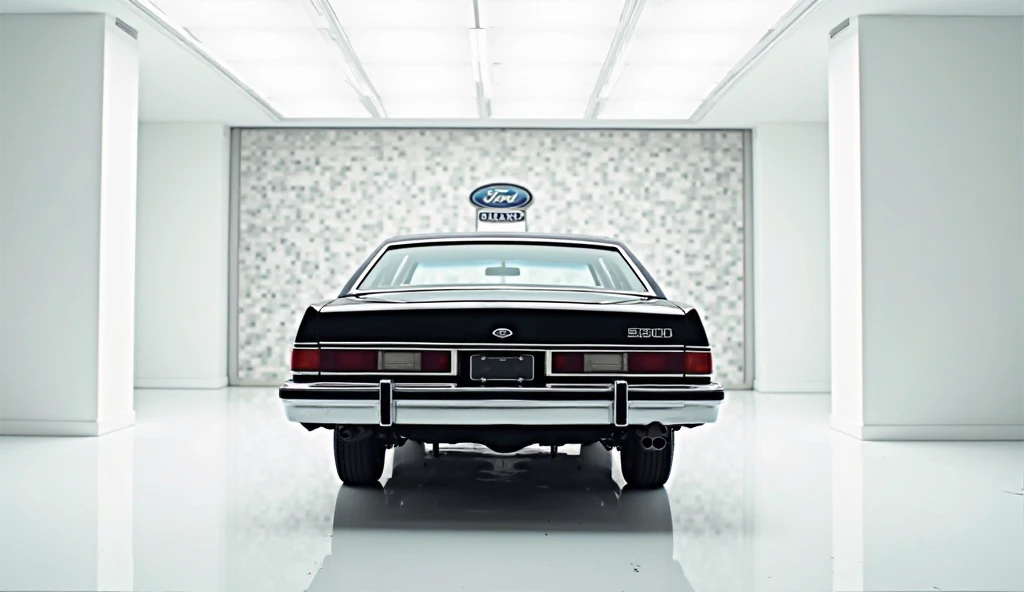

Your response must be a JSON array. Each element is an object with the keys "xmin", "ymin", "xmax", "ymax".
[{"xmin": 280, "ymin": 232, "xmax": 725, "ymax": 460}]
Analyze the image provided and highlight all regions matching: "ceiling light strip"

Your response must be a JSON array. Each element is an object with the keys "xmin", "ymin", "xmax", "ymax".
[
  {"xmin": 688, "ymin": 0, "xmax": 826, "ymax": 123},
  {"xmin": 584, "ymin": 0, "xmax": 647, "ymax": 120},
  {"xmin": 119, "ymin": 0, "xmax": 284, "ymax": 121},
  {"xmin": 470, "ymin": 0, "xmax": 491, "ymax": 119},
  {"xmin": 308, "ymin": 0, "xmax": 387, "ymax": 118}
]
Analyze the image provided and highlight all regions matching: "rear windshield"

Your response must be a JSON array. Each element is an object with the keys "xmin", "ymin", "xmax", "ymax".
[{"xmin": 356, "ymin": 242, "xmax": 648, "ymax": 293}]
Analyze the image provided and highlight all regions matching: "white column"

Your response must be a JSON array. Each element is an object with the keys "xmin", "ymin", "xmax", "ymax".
[
  {"xmin": 828, "ymin": 16, "xmax": 1024, "ymax": 440},
  {"xmin": 752, "ymin": 123, "xmax": 831, "ymax": 393},
  {"xmin": 0, "ymin": 13, "xmax": 139, "ymax": 436},
  {"xmin": 135, "ymin": 123, "xmax": 229, "ymax": 388}
]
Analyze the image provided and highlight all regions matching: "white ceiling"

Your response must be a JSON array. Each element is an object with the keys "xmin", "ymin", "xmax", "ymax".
[
  {"xmin": 700, "ymin": 0, "xmax": 1024, "ymax": 126},
  {"xmin": 2, "ymin": 0, "xmax": 1023, "ymax": 127}
]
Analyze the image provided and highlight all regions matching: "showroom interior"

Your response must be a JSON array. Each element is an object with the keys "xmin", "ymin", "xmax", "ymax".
[{"xmin": 0, "ymin": 0, "xmax": 1022, "ymax": 590}]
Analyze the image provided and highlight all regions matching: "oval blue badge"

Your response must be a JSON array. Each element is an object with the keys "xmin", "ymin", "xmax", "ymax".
[{"xmin": 470, "ymin": 183, "xmax": 533, "ymax": 209}]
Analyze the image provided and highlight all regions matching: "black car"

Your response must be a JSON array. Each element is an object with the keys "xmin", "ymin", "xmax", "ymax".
[{"xmin": 280, "ymin": 232, "xmax": 725, "ymax": 488}]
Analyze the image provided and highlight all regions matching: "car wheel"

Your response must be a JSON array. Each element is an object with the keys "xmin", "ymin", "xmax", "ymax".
[
  {"xmin": 333, "ymin": 429, "xmax": 386, "ymax": 486},
  {"xmin": 620, "ymin": 430, "xmax": 674, "ymax": 489}
]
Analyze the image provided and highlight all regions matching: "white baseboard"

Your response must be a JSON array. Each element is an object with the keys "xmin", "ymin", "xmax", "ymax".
[
  {"xmin": 831, "ymin": 415, "xmax": 1023, "ymax": 441},
  {"xmin": 134, "ymin": 376, "xmax": 229, "ymax": 389},
  {"xmin": 754, "ymin": 380, "xmax": 831, "ymax": 393},
  {"xmin": 0, "ymin": 410, "xmax": 135, "ymax": 437}
]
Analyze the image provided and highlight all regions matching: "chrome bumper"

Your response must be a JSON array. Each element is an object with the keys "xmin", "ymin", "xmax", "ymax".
[{"xmin": 279, "ymin": 381, "xmax": 724, "ymax": 427}]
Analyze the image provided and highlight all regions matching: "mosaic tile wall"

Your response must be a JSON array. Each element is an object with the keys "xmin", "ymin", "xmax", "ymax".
[{"xmin": 236, "ymin": 128, "xmax": 747, "ymax": 385}]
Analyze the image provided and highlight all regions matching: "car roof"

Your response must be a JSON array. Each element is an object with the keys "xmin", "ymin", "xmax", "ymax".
[{"xmin": 378, "ymin": 231, "xmax": 629, "ymax": 248}]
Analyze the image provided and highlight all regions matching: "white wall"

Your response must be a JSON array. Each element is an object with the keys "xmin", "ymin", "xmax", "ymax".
[
  {"xmin": 135, "ymin": 123, "xmax": 229, "ymax": 388},
  {"xmin": 0, "ymin": 14, "xmax": 138, "ymax": 436},
  {"xmin": 830, "ymin": 16, "xmax": 1024, "ymax": 440},
  {"xmin": 752, "ymin": 124, "xmax": 831, "ymax": 393}
]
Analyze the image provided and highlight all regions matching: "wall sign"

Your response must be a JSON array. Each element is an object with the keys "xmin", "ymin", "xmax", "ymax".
[{"xmin": 470, "ymin": 183, "xmax": 533, "ymax": 230}]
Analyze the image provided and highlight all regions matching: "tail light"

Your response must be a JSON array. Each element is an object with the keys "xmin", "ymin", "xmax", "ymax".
[
  {"xmin": 291, "ymin": 348, "xmax": 320, "ymax": 372},
  {"xmin": 322, "ymin": 349, "xmax": 378, "ymax": 372},
  {"xmin": 682, "ymin": 351, "xmax": 712, "ymax": 375},
  {"xmin": 549, "ymin": 351, "xmax": 712, "ymax": 375},
  {"xmin": 628, "ymin": 352, "xmax": 686, "ymax": 374},
  {"xmin": 291, "ymin": 348, "xmax": 452, "ymax": 373}
]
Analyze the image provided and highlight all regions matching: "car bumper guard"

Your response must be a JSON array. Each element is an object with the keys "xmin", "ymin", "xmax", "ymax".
[{"xmin": 279, "ymin": 380, "xmax": 725, "ymax": 427}]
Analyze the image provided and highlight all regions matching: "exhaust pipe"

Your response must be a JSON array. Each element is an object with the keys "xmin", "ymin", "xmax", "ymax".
[
  {"xmin": 336, "ymin": 426, "xmax": 372, "ymax": 442},
  {"xmin": 633, "ymin": 423, "xmax": 669, "ymax": 451}
]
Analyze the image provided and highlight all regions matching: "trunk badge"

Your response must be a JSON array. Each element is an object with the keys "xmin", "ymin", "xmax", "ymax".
[{"xmin": 492, "ymin": 328, "xmax": 513, "ymax": 339}]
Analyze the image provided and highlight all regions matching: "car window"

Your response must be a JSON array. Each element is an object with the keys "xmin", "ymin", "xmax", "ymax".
[{"xmin": 356, "ymin": 242, "xmax": 648, "ymax": 293}]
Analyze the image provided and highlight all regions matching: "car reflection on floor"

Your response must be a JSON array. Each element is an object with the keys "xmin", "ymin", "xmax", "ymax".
[{"xmin": 307, "ymin": 442, "xmax": 694, "ymax": 592}]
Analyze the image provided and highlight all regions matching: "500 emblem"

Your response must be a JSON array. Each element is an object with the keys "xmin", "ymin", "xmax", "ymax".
[{"xmin": 627, "ymin": 328, "xmax": 673, "ymax": 338}]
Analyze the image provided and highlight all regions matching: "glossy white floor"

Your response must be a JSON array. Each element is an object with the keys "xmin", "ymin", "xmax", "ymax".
[{"xmin": 0, "ymin": 389, "xmax": 1021, "ymax": 592}]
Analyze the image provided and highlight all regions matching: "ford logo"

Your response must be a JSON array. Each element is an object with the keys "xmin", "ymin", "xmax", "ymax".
[
  {"xmin": 470, "ymin": 183, "xmax": 533, "ymax": 209},
  {"xmin": 492, "ymin": 328, "xmax": 513, "ymax": 339}
]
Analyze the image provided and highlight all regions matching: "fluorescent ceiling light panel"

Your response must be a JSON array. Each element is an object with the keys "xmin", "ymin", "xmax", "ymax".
[
  {"xmin": 625, "ymin": 29, "xmax": 765, "ymax": 65},
  {"xmin": 384, "ymin": 98, "xmax": 479, "ymax": 118},
  {"xmin": 599, "ymin": 98, "xmax": 701, "ymax": 119},
  {"xmin": 612, "ymin": 64, "xmax": 721, "ymax": 98},
  {"xmin": 345, "ymin": 29, "xmax": 473, "ymax": 63},
  {"xmin": 229, "ymin": 61, "xmax": 355, "ymax": 98},
  {"xmin": 599, "ymin": 0, "xmax": 803, "ymax": 118},
  {"xmin": 480, "ymin": 0, "xmax": 627, "ymax": 29},
  {"xmin": 492, "ymin": 64, "xmax": 600, "ymax": 99},
  {"xmin": 184, "ymin": 27, "xmax": 334, "ymax": 61},
  {"xmin": 362, "ymin": 63, "xmax": 476, "ymax": 98},
  {"xmin": 153, "ymin": 0, "xmax": 313, "ymax": 28},
  {"xmin": 492, "ymin": 99, "xmax": 589, "ymax": 119},
  {"xmin": 328, "ymin": 0, "xmax": 474, "ymax": 27},
  {"xmin": 637, "ymin": 0, "xmax": 797, "ymax": 30},
  {"xmin": 266, "ymin": 97, "xmax": 371, "ymax": 118},
  {"xmin": 487, "ymin": 29, "xmax": 618, "ymax": 64}
]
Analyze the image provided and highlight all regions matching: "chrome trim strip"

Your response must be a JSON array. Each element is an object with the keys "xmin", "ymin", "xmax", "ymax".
[
  {"xmin": 281, "ymin": 381, "xmax": 723, "ymax": 393},
  {"xmin": 352, "ymin": 285, "xmax": 652, "ymax": 298},
  {"xmin": 285, "ymin": 383, "xmax": 377, "ymax": 391},
  {"xmin": 317, "ymin": 341, "xmax": 689, "ymax": 349},
  {"xmin": 394, "ymin": 385, "xmax": 611, "ymax": 394},
  {"xmin": 628, "ymin": 400, "xmax": 722, "ymax": 408},
  {"xmin": 399, "ymin": 399, "xmax": 612, "ymax": 409},
  {"xmin": 291, "ymin": 371, "xmax": 319, "ymax": 376},
  {"xmin": 319, "ymin": 301, "xmax": 681, "ymax": 314},
  {"xmin": 320, "ymin": 371, "xmax": 458, "ymax": 377},
  {"xmin": 281, "ymin": 397, "xmax": 722, "ymax": 426},
  {"xmin": 347, "ymin": 236, "xmax": 655, "ymax": 297},
  {"xmin": 285, "ymin": 398, "xmax": 377, "ymax": 408}
]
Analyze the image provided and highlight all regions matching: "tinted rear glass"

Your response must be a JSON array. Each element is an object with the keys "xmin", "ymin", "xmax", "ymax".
[{"xmin": 357, "ymin": 242, "xmax": 647, "ymax": 293}]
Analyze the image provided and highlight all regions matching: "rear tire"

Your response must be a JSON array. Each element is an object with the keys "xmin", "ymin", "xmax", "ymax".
[
  {"xmin": 620, "ymin": 430, "xmax": 674, "ymax": 489},
  {"xmin": 333, "ymin": 429, "xmax": 386, "ymax": 486}
]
